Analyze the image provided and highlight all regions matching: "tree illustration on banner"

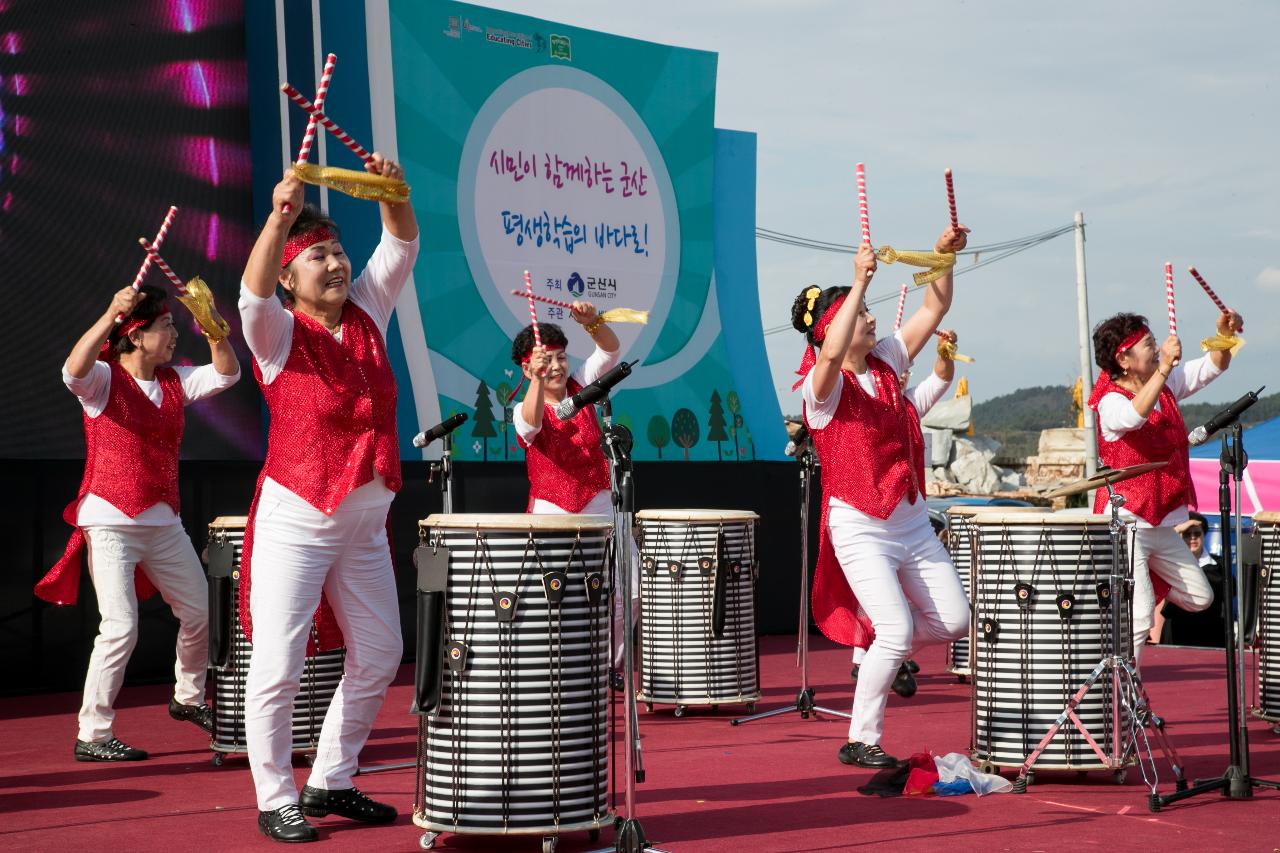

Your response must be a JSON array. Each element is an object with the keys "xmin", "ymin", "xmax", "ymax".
[
  {"xmin": 671, "ymin": 408, "xmax": 700, "ymax": 461},
  {"xmin": 647, "ymin": 414, "xmax": 670, "ymax": 459},
  {"xmin": 707, "ymin": 390, "xmax": 728, "ymax": 460},
  {"xmin": 726, "ymin": 391, "xmax": 743, "ymax": 460},
  {"xmin": 472, "ymin": 379, "xmax": 497, "ymax": 460},
  {"xmin": 495, "ymin": 381, "xmax": 513, "ymax": 459}
]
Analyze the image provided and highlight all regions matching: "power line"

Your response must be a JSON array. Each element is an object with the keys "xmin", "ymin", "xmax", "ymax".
[{"xmin": 758, "ymin": 222, "xmax": 1075, "ymax": 337}]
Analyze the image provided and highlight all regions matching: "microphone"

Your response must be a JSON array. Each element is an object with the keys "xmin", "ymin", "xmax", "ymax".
[
  {"xmin": 412, "ymin": 412, "xmax": 468, "ymax": 448},
  {"xmin": 784, "ymin": 423, "xmax": 810, "ymax": 457},
  {"xmin": 554, "ymin": 360, "xmax": 638, "ymax": 421},
  {"xmin": 1187, "ymin": 386, "xmax": 1265, "ymax": 447}
]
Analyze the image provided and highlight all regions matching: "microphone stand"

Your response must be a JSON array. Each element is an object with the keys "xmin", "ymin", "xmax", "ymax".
[
  {"xmin": 1151, "ymin": 421, "xmax": 1280, "ymax": 808},
  {"xmin": 732, "ymin": 444, "xmax": 849, "ymax": 726},
  {"xmin": 357, "ymin": 433, "xmax": 456, "ymax": 777},
  {"xmin": 589, "ymin": 396, "xmax": 669, "ymax": 853}
]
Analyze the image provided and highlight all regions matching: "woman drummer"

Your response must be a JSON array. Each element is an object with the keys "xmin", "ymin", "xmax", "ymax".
[{"xmin": 1087, "ymin": 307, "xmax": 1243, "ymax": 663}]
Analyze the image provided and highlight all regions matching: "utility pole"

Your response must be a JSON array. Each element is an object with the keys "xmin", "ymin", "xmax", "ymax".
[{"xmin": 1075, "ymin": 211, "xmax": 1098, "ymax": 478}]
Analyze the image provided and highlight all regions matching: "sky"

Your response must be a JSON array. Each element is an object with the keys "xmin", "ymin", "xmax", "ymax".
[{"xmin": 480, "ymin": 1, "xmax": 1278, "ymax": 411}]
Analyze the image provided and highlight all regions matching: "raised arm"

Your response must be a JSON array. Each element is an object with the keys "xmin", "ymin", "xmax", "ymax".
[
  {"xmin": 243, "ymin": 172, "xmax": 305, "ymax": 300},
  {"xmin": 933, "ymin": 329, "xmax": 957, "ymax": 383},
  {"xmin": 1208, "ymin": 308, "xmax": 1244, "ymax": 372},
  {"xmin": 1131, "ymin": 335, "xmax": 1181, "ymax": 418},
  {"xmin": 569, "ymin": 300, "xmax": 619, "ymax": 354},
  {"xmin": 66, "ymin": 287, "xmax": 141, "ymax": 378},
  {"xmin": 811, "ymin": 243, "xmax": 875, "ymax": 402},
  {"xmin": 369, "ymin": 153, "xmax": 417, "ymax": 242},
  {"xmin": 519, "ymin": 346, "xmax": 551, "ymax": 432},
  {"xmin": 899, "ymin": 224, "xmax": 969, "ymax": 361}
]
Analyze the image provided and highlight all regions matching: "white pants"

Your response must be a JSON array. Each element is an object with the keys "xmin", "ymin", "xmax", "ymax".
[
  {"xmin": 79, "ymin": 522, "xmax": 208, "ymax": 743},
  {"xmin": 1130, "ymin": 526, "xmax": 1214, "ymax": 662},
  {"xmin": 532, "ymin": 489, "xmax": 639, "ymax": 668},
  {"xmin": 244, "ymin": 493, "xmax": 403, "ymax": 812},
  {"xmin": 829, "ymin": 510, "xmax": 968, "ymax": 745}
]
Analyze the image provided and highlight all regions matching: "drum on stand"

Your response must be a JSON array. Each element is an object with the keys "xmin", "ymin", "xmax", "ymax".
[
  {"xmin": 412, "ymin": 514, "xmax": 613, "ymax": 853},
  {"xmin": 203, "ymin": 516, "xmax": 345, "ymax": 766},
  {"xmin": 635, "ymin": 510, "xmax": 761, "ymax": 716},
  {"xmin": 1252, "ymin": 511, "xmax": 1280, "ymax": 724},
  {"xmin": 969, "ymin": 512, "xmax": 1134, "ymax": 775},
  {"xmin": 944, "ymin": 506, "xmax": 1050, "ymax": 683}
]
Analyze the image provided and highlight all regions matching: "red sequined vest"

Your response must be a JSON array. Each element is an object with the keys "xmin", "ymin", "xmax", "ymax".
[
  {"xmin": 257, "ymin": 301, "xmax": 401, "ymax": 511},
  {"xmin": 34, "ymin": 363, "xmax": 181, "ymax": 604},
  {"xmin": 805, "ymin": 357, "xmax": 925, "ymax": 520},
  {"xmin": 520, "ymin": 378, "xmax": 612, "ymax": 513},
  {"xmin": 1087, "ymin": 373, "xmax": 1195, "ymax": 525}
]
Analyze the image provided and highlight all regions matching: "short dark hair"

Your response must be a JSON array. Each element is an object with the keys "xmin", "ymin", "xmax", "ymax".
[
  {"xmin": 511, "ymin": 323, "xmax": 569, "ymax": 364},
  {"xmin": 110, "ymin": 284, "xmax": 168, "ymax": 357},
  {"xmin": 287, "ymin": 203, "xmax": 340, "ymax": 242},
  {"xmin": 1092, "ymin": 312, "xmax": 1150, "ymax": 378},
  {"xmin": 1186, "ymin": 510, "xmax": 1209, "ymax": 532},
  {"xmin": 791, "ymin": 285, "xmax": 851, "ymax": 346}
]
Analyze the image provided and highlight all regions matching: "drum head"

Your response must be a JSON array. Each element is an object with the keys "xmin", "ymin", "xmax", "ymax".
[
  {"xmin": 945, "ymin": 505, "xmax": 1049, "ymax": 519},
  {"xmin": 971, "ymin": 510, "xmax": 1111, "ymax": 527},
  {"xmin": 209, "ymin": 516, "xmax": 248, "ymax": 530},
  {"xmin": 636, "ymin": 509, "xmax": 759, "ymax": 523},
  {"xmin": 420, "ymin": 512, "xmax": 612, "ymax": 532},
  {"xmin": 1253, "ymin": 511, "xmax": 1280, "ymax": 525}
]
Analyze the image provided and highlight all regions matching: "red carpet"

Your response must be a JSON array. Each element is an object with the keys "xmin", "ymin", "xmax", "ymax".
[{"xmin": 2, "ymin": 637, "xmax": 1278, "ymax": 852}]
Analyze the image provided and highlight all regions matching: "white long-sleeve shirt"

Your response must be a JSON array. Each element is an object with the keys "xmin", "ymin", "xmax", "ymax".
[
  {"xmin": 905, "ymin": 370, "xmax": 952, "ymax": 417},
  {"xmin": 63, "ymin": 360, "xmax": 242, "ymax": 526},
  {"xmin": 238, "ymin": 227, "xmax": 419, "ymax": 513},
  {"xmin": 512, "ymin": 344, "xmax": 621, "ymax": 445}
]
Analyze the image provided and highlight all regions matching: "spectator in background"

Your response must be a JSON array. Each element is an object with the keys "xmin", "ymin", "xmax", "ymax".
[{"xmin": 1160, "ymin": 511, "xmax": 1226, "ymax": 647}]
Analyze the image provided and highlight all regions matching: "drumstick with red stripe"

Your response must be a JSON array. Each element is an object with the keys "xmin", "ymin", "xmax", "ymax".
[
  {"xmin": 856, "ymin": 162, "xmax": 871, "ymax": 245},
  {"xmin": 894, "ymin": 284, "xmax": 907, "ymax": 331},
  {"xmin": 116, "ymin": 206, "xmax": 177, "ymax": 324},
  {"xmin": 295, "ymin": 53, "xmax": 336, "ymax": 166},
  {"xmin": 137, "ymin": 238, "xmax": 189, "ymax": 295},
  {"xmin": 1165, "ymin": 262, "xmax": 1177, "ymax": 336},
  {"xmin": 1187, "ymin": 266, "xmax": 1229, "ymax": 315},
  {"xmin": 944, "ymin": 168, "xmax": 958, "ymax": 229},
  {"xmin": 281, "ymin": 84, "xmax": 374, "ymax": 165}
]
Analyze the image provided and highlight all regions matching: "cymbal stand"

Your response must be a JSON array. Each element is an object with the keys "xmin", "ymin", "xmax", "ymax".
[
  {"xmin": 732, "ymin": 445, "xmax": 849, "ymax": 726},
  {"xmin": 1011, "ymin": 484, "xmax": 1186, "ymax": 795}
]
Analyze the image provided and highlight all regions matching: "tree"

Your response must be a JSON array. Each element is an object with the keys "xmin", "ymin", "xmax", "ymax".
[
  {"xmin": 472, "ymin": 379, "xmax": 497, "ymax": 460},
  {"xmin": 726, "ymin": 391, "xmax": 743, "ymax": 459},
  {"xmin": 671, "ymin": 408, "xmax": 699, "ymax": 460},
  {"xmin": 495, "ymin": 381, "xmax": 513, "ymax": 459},
  {"xmin": 707, "ymin": 390, "xmax": 728, "ymax": 460},
  {"xmin": 647, "ymin": 415, "xmax": 670, "ymax": 459}
]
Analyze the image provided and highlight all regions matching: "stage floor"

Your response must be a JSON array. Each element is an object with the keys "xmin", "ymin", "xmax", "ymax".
[{"xmin": 3, "ymin": 637, "xmax": 1278, "ymax": 852}]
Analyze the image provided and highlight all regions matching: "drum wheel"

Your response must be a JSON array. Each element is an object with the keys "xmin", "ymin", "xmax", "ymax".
[
  {"xmin": 956, "ymin": 675, "xmax": 968, "ymax": 685},
  {"xmin": 977, "ymin": 760, "xmax": 996, "ymax": 775},
  {"xmin": 211, "ymin": 753, "xmax": 224, "ymax": 767},
  {"xmin": 674, "ymin": 705, "xmax": 687, "ymax": 718},
  {"xmin": 419, "ymin": 831, "xmax": 439, "ymax": 850},
  {"xmin": 745, "ymin": 703, "xmax": 756, "ymax": 714},
  {"xmin": 541, "ymin": 835, "xmax": 557, "ymax": 853},
  {"xmin": 1113, "ymin": 769, "xmax": 1127, "ymax": 785},
  {"xmin": 589, "ymin": 829, "xmax": 601, "ymax": 843},
  {"xmin": 645, "ymin": 702, "xmax": 654, "ymax": 713}
]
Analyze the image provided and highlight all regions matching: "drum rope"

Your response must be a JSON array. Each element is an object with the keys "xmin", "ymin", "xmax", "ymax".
[
  {"xmin": 675, "ymin": 522, "xmax": 696, "ymax": 701},
  {"xmin": 445, "ymin": 529, "xmax": 483, "ymax": 828},
  {"xmin": 700, "ymin": 525, "xmax": 716, "ymax": 699},
  {"xmin": 490, "ymin": 532, "xmax": 533, "ymax": 827},
  {"xmin": 637, "ymin": 521, "xmax": 653, "ymax": 700},
  {"xmin": 726, "ymin": 526, "xmax": 745, "ymax": 700},
  {"xmin": 592, "ymin": 535, "xmax": 608, "ymax": 821}
]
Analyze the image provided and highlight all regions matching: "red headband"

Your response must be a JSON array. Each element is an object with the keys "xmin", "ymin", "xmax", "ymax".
[
  {"xmin": 791, "ymin": 296, "xmax": 847, "ymax": 391},
  {"xmin": 508, "ymin": 345, "xmax": 567, "ymax": 402},
  {"xmin": 1115, "ymin": 327, "xmax": 1149, "ymax": 357},
  {"xmin": 99, "ymin": 305, "xmax": 171, "ymax": 361},
  {"xmin": 281, "ymin": 226, "xmax": 337, "ymax": 269}
]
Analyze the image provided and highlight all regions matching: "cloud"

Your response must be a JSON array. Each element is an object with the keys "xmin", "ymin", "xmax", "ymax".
[{"xmin": 1257, "ymin": 267, "xmax": 1280, "ymax": 292}]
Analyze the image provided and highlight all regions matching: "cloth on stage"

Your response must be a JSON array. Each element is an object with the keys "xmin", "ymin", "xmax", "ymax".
[
  {"xmin": 291, "ymin": 163, "xmax": 410, "ymax": 204},
  {"xmin": 934, "ymin": 752, "xmax": 1012, "ymax": 796}
]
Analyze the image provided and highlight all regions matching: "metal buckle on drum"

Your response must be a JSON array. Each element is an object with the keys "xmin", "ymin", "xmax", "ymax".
[
  {"xmin": 697, "ymin": 556, "xmax": 714, "ymax": 576},
  {"xmin": 1013, "ymin": 582, "xmax": 1036, "ymax": 610},
  {"xmin": 667, "ymin": 560, "xmax": 684, "ymax": 579},
  {"xmin": 1055, "ymin": 592, "xmax": 1077, "ymax": 620},
  {"xmin": 642, "ymin": 556, "xmax": 657, "ymax": 576},
  {"xmin": 1095, "ymin": 580, "xmax": 1112, "ymax": 604},
  {"xmin": 207, "ymin": 532, "xmax": 235, "ymax": 579},
  {"xmin": 445, "ymin": 640, "xmax": 469, "ymax": 673},
  {"xmin": 980, "ymin": 615, "xmax": 1000, "ymax": 643},
  {"xmin": 492, "ymin": 591, "xmax": 519, "ymax": 621},
  {"xmin": 584, "ymin": 571, "xmax": 605, "ymax": 605}
]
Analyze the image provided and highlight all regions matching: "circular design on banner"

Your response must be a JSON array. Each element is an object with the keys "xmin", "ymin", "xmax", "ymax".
[{"xmin": 458, "ymin": 65, "xmax": 679, "ymax": 367}]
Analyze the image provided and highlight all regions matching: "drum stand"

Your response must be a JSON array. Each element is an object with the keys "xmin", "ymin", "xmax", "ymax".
[
  {"xmin": 1151, "ymin": 422, "xmax": 1280, "ymax": 810},
  {"xmin": 732, "ymin": 446, "xmax": 850, "ymax": 726},
  {"xmin": 1011, "ymin": 484, "xmax": 1186, "ymax": 795},
  {"xmin": 590, "ymin": 398, "xmax": 670, "ymax": 853},
  {"xmin": 357, "ymin": 433, "xmax": 456, "ymax": 777}
]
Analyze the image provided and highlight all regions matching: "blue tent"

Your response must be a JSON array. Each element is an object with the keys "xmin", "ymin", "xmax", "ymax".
[{"xmin": 1189, "ymin": 414, "xmax": 1280, "ymax": 460}]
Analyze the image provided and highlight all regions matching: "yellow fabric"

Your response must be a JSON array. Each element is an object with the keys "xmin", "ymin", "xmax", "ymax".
[
  {"xmin": 175, "ymin": 277, "xmax": 230, "ymax": 342},
  {"xmin": 955, "ymin": 377, "xmax": 969, "ymax": 398},
  {"xmin": 875, "ymin": 247, "xmax": 956, "ymax": 286},
  {"xmin": 291, "ymin": 163, "xmax": 410, "ymax": 204},
  {"xmin": 1200, "ymin": 332, "xmax": 1245, "ymax": 355},
  {"xmin": 598, "ymin": 308, "xmax": 649, "ymax": 325},
  {"xmin": 1072, "ymin": 376, "xmax": 1084, "ymax": 428},
  {"xmin": 936, "ymin": 340, "xmax": 974, "ymax": 363}
]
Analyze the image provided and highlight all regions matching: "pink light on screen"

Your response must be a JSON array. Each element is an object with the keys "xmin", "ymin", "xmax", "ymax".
[
  {"xmin": 205, "ymin": 211, "xmax": 219, "ymax": 260},
  {"xmin": 160, "ymin": 61, "xmax": 245, "ymax": 109},
  {"xmin": 3, "ymin": 193, "xmax": 12, "ymax": 213},
  {"xmin": 190, "ymin": 61, "xmax": 212, "ymax": 108},
  {"xmin": 3, "ymin": 32, "xmax": 19, "ymax": 54},
  {"xmin": 11, "ymin": 73, "xmax": 26, "ymax": 96}
]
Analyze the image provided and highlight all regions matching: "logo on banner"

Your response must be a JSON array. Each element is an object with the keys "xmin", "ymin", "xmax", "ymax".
[
  {"xmin": 550, "ymin": 34, "xmax": 572, "ymax": 61},
  {"xmin": 444, "ymin": 16, "xmax": 460, "ymax": 38},
  {"xmin": 567, "ymin": 272, "xmax": 585, "ymax": 296}
]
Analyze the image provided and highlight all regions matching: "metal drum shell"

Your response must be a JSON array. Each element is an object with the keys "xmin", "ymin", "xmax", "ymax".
[
  {"xmin": 1252, "ymin": 512, "xmax": 1280, "ymax": 722},
  {"xmin": 945, "ymin": 506, "xmax": 1050, "ymax": 678},
  {"xmin": 204, "ymin": 517, "xmax": 345, "ymax": 756},
  {"xmin": 635, "ymin": 510, "xmax": 761, "ymax": 708},
  {"xmin": 412, "ymin": 514, "xmax": 613, "ymax": 837},
  {"xmin": 969, "ymin": 512, "xmax": 1132, "ymax": 771}
]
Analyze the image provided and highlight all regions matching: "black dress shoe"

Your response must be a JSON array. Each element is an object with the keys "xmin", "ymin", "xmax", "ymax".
[
  {"xmin": 74, "ymin": 738, "xmax": 147, "ymax": 762},
  {"xmin": 904, "ymin": 658, "xmax": 920, "ymax": 674},
  {"xmin": 300, "ymin": 785, "xmax": 396, "ymax": 824},
  {"xmin": 168, "ymin": 698, "xmax": 215, "ymax": 734},
  {"xmin": 839, "ymin": 741, "xmax": 899, "ymax": 769},
  {"xmin": 258, "ymin": 803, "xmax": 318, "ymax": 843},
  {"xmin": 891, "ymin": 664, "xmax": 917, "ymax": 698}
]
